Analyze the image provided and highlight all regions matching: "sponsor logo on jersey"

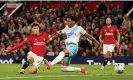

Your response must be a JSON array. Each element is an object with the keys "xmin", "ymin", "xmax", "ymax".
[
  {"xmin": 67, "ymin": 32, "xmax": 76, "ymax": 38},
  {"xmin": 105, "ymin": 32, "xmax": 113, "ymax": 35},
  {"xmin": 34, "ymin": 42, "xmax": 45, "ymax": 45}
]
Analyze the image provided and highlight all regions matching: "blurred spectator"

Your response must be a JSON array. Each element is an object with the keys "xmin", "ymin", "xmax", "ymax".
[
  {"xmin": 14, "ymin": 56, "xmax": 21, "ymax": 63},
  {"xmin": 117, "ymin": 14, "xmax": 123, "ymax": 28},
  {"xmin": 79, "ymin": 36, "xmax": 92, "ymax": 56},
  {"xmin": 98, "ymin": 2, "xmax": 107, "ymax": 14},
  {"xmin": 119, "ymin": 42, "xmax": 128, "ymax": 56},
  {"xmin": 111, "ymin": 5, "xmax": 121, "ymax": 16},
  {"xmin": 127, "ymin": 43, "xmax": 133, "ymax": 56},
  {"xmin": 47, "ymin": 49, "xmax": 54, "ymax": 56},
  {"xmin": 0, "ymin": 48, "xmax": 7, "ymax": 55},
  {"xmin": 123, "ymin": 16, "xmax": 131, "ymax": 33},
  {"xmin": 130, "ymin": 19, "xmax": 133, "ymax": 32}
]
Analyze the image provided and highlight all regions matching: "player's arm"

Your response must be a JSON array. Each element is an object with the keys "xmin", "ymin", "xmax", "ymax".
[
  {"xmin": 99, "ymin": 35, "xmax": 103, "ymax": 43},
  {"xmin": 49, "ymin": 31, "xmax": 62, "ymax": 40},
  {"xmin": 99, "ymin": 27, "xmax": 104, "ymax": 43},
  {"xmin": 80, "ymin": 26, "xmax": 99, "ymax": 44},
  {"xmin": 47, "ymin": 26, "xmax": 67, "ymax": 41},
  {"xmin": 115, "ymin": 27, "xmax": 120, "ymax": 47},
  {"xmin": 85, "ymin": 33, "xmax": 99, "ymax": 44},
  {"xmin": 43, "ymin": 31, "xmax": 62, "ymax": 43},
  {"xmin": 117, "ymin": 32, "xmax": 120, "ymax": 44},
  {"xmin": 45, "ymin": 31, "xmax": 62, "ymax": 43},
  {"xmin": 5, "ymin": 37, "xmax": 30, "ymax": 53}
]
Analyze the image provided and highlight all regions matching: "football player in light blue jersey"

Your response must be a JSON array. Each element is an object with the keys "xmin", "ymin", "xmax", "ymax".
[{"xmin": 46, "ymin": 15, "xmax": 99, "ymax": 74}]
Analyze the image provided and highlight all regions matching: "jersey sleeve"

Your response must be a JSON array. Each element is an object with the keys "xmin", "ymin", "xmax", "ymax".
[
  {"xmin": 8, "ymin": 36, "xmax": 31, "ymax": 53},
  {"xmin": 61, "ymin": 25, "xmax": 68, "ymax": 34},
  {"xmin": 43, "ymin": 32, "xmax": 50, "ymax": 41},
  {"xmin": 79, "ymin": 26, "xmax": 86, "ymax": 35}
]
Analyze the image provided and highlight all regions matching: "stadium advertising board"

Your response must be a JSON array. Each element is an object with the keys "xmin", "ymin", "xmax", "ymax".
[{"xmin": 0, "ymin": 56, "xmax": 133, "ymax": 65}]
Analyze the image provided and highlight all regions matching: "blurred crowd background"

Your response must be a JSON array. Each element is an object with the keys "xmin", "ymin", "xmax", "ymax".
[{"xmin": 0, "ymin": 1, "xmax": 133, "ymax": 61}]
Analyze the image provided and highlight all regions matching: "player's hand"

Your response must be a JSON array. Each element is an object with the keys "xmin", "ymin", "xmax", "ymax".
[
  {"xmin": 4, "ymin": 50, "xmax": 8, "ymax": 53},
  {"xmin": 4, "ymin": 50, "xmax": 11, "ymax": 55},
  {"xmin": 57, "ymin": 31, "xmax": 61, "ymax": 35},
  {"xmin": 100, "ymin": 40, "xmax": 103, "ymax": 43},
  {"xmin": 48, "ymin": 35, "xmax": 53, "ymax": 41},
  {"xmin": 116, "ymin": 42, "xmax": 120, "ymax": 48},
  {"xmin": 96, "ymin": 41, "xmax": 100, "ymax": 44}
]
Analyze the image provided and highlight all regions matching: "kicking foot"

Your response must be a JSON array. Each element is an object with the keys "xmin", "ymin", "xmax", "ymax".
[
  {"xmin": 46, "ymin": 61, "xmax": 52, "ymax": 69},
  {"xmin": 100, "ymin": 66, "xmax": 104, "ymax": 70},
  {"xmin": 81, "ymin": 67, "xmax": 87, "ymax": 74},
  {"xmin": 18, "ymin": 69, "xmax": 25, "ymax": 74}
]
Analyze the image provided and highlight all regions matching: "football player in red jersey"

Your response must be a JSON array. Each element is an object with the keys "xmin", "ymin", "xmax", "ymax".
[
  {"xmin": 5, "ymin": 23, "xmax": 50, "ymax": 74},
  {"xmin": 99, "ymin": 18, "xmax": 120, "ymax": 70}
]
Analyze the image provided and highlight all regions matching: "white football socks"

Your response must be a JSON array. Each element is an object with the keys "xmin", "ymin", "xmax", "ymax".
[
  {"xmin": 51, "ymin": 51, "xmax": 65, "ymax": 66},
  {"xmin": 61, "ymin": 66, "xmax": 81, "ymax": 72}
]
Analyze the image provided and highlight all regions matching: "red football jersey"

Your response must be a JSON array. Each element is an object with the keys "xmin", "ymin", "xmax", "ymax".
[
  {"xmin": 100, "ymin": 25, "xmax": 119, "ymax": 44},
  {"xmin": 8, "ymin": 32, "xmax": 49, "ymax": 57}
]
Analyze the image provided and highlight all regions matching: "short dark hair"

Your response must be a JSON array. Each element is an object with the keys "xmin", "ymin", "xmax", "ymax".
[
  {"xmin": 31, "ymin": 23, "xmax": 40, "ymax": 28},
  {"xmin": 67, "ymin": 15, "xmax": 78, "ymax": 22}
]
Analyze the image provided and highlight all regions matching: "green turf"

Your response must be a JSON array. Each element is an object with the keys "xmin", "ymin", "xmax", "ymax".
[{"xmin": 0, "ymin": 64, "xmax": 132, "ymax": 80}]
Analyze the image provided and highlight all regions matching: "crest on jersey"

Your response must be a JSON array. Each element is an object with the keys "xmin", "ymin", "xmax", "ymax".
[
  {"xmin": 43, "ymin": 38, "xmax": 45, "ymax": 41},
  {"xmin": 111, "ymin": 29, "xmax": 113, "ymax": 32},
  {"xmin": 35, "ymin": 38, "xmax": 37, "ymax": 40}
]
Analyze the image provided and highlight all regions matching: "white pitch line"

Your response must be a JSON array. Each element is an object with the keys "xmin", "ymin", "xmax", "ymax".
[
  {"xmin": 0, "ymin": 75, "xmax": 86, "ymax": 80},
  {"xmin": 0, "ymin": 74, "xmax": 132, "ymax": 80}
]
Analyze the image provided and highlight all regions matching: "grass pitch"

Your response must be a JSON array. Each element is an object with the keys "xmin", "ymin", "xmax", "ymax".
[{"xmin": 0, "ymin": 64, "xmax": 132, "ymax": 80}]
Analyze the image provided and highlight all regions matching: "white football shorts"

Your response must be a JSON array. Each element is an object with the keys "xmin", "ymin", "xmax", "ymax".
[
  {"xmin": 27, "ymin": 51, "xmax": 44, "ymax": 68},
  {"xmin": 103, "ymin": 44, "xmax": 115, "ymax": 54}
]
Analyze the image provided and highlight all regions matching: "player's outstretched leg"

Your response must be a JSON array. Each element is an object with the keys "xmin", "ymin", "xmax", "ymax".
[
  {"xmin": 101, "ymin": 51, "xmax": 112, "ymax": 70},
  {"xmin": 46, "ymin": 44, "xmax": 78, "ymax": 69},
  {"xmin": 46, "ymin": 51, "xmax": 66, "ymax": 69},
  {"xmin": 18, "ymin": 55, "xmax": 34, "ymax": 74},
  {"xmin": 61, "ymin": 59, "xmax": 87, "ymax": 74},
  {"xmin": 19, "ymin": 60, "xmax": 30, "ymax": 74},
  {"xmin": 61, "ymin": 66, "xmax": 87, "ymax": 74}
]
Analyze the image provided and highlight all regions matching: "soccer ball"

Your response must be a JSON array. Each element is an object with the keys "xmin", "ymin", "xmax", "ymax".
[{"xmin": 114, "ymin": 63, "xmax": 125, "ymax": 74}]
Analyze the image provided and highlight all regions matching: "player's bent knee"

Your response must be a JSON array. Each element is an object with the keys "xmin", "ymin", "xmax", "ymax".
[
  {"xmin": 107, "ymin": 51, "xmax": 112, "ymax": 56},
  {"xmin": 103, "ymin": 54, "xmax": 108, "ymax": 58},
  {"xmin": 29, "ymin": 65, "xmax": 37, "ymax": 74},
  {"xmin": 107, "ymin": 51, "xmax": 111, "ymax": 54},
  {"xmin": 63, "ymin": 49, "xmax": 69, "ymax": 56},
  {"xmin": 27, "ymin": 56, "xmax": 34, "ymax": 63},
  {"xmin": 104, "ymin": 51, "xmax": 111, "ymax": 56}
]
